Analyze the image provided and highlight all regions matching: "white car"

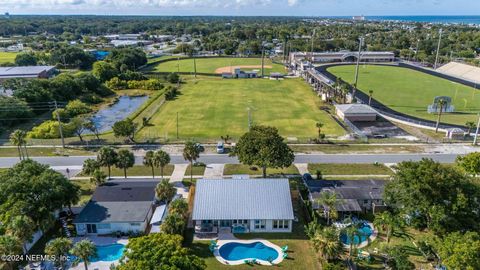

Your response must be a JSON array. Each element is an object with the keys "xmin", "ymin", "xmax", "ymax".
[{"xmin": 216, "ymin": 142, "xmax": 225, "ymax": 154}]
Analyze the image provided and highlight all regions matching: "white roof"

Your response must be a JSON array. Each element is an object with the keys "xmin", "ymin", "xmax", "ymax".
[
  {"xmin": 335, "ymin": 104, "xmax": 378, "ymax": 115},
  {"xmin": 150, "ymin": 204, "xmax": 167, "ymax": 225},
  {"xmin": 0, "ymin": 66, "xmax": 55, "ymax": 78}
]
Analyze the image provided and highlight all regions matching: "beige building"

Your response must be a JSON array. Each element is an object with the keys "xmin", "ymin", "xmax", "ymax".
[{"xmin": 335, "ymin": 104, "xmax": 377, "ymax": 122}]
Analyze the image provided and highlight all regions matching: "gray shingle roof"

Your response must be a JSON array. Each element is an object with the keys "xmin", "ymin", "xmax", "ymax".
[
  {"xmin": 335, "ymin": 104, "xmax": 377, "ymax": 115},
  {"xmin": 308, "ymin": 179, "xmax": 386, "ymax": 201},
  {"xmin": 92, "ymin": 181, "xmax": 158, "ymax": 202},
  {"xmin": 74, "ymin": 201, "xmax": 152, "ymax": 223},
  {"xmin": 192, "ymin": 179, "xmax": 294, "ymax": 220}
]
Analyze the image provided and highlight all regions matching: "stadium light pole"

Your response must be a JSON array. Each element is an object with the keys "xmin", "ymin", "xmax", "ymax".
[
  {"xmin": 310, "ymin": 29, "xmax": 316, "ymax": 62},
  {"xmin": 434, "ymin": 28, "xmax": 443, "ymax": 69},
  {"xmin": 474, "ymin": 113, "xmax": 480, "ymax": 145},
  {"xmin": 353, "ymin": 36, "xmax": 364, "ymax": 101},
  {"xmin": 414, "ymin": 39, "xmax": 420, "ymax": 61}
]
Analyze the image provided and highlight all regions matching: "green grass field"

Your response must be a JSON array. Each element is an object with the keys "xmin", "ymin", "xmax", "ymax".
[
  {"xmin": 137, "ymin": 77, "xmax": 344, "ymax": 141},
  {"xmin": 328, "ymin": 65, "xmax": 480, "ymax": 125},
  {"xmin": 0, "ymin": 52, "xmax": 17, "ymax": 64},
  {"xmin": 146, "ymin": 57, "xmax": 286, "ymax": 75}
]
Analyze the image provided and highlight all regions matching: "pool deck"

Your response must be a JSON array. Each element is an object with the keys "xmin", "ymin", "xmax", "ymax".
[
  {"xmin": 69, "ymin": 236, "xmax": 128, "ymax": 270},
  {"xmin": 213, "ymin": 230, "xmax": 285, "ymax": 266}
]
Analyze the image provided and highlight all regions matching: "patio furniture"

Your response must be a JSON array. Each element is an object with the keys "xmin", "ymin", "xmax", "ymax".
[
  {"xmin": 282, "ymin": 253, "xmax": 288, "ymax": 259},
  {"xmin": 281, "ymin": 245, "xmax": 288, "ymax": 252}
]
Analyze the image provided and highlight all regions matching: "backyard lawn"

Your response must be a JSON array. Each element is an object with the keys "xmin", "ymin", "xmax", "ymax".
[
  {"xmin": 146, "ymin": 57, "xmax": 286, "ymax": 75},
  {"xmin": 137, "ymin": 77, "xmax": 345, "ymax": 142},
  {"xmin": 0, "ymin": 52, "xmax": 17, "ymax": 64},
  {"xmin": 328, "ymin": 65, "xmax": 480, "ymax": 125},
  {"xmin": 223, "ymin": 164, "xmax": 299, "ymax": 175},
  {"xmin": 308, "ymin": 163, "xmax": 393, "ymax": 175}
]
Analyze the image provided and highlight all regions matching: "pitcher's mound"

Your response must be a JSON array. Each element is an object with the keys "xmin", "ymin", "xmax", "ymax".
[{"xmin": 215, "ymin": 65, "xmax": 272, "ymax": 74}]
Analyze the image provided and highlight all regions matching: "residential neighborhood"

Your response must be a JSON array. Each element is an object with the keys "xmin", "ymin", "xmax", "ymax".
[{"xmin": 1, "ymin": 2, "xmax": 480, "ymax": 270}]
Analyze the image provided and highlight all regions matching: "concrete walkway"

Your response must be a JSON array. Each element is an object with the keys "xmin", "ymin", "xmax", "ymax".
[
  {"xmin": 294, "ymin": 163, "xmax": 309, "ymax": 175},
  {"xmin": 170, "ymin": 164, "xmax": 189, "ymax": 199},
  {"xmin": 203, "ymin": 164, "xmax": 225, "ymax": 179}
]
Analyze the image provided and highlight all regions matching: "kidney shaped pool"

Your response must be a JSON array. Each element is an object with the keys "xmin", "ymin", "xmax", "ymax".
[{"xmin": 219, "ymin": 242, "xmax": 279, "ymax": 262}]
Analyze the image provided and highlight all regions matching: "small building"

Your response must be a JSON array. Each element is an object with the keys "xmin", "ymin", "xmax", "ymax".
[
  {"xmin": 305, "ymin": 179, "xmax": 387, "ymax": 215},
  {"xmin": 222, "ymin": 68, "xmax": 258, "ymax": 79},
  {"xmin": 445, "ymin": 128, "xmax": 465, "ymax": 140},
  {"xmin": 0, "ymin": 66, "xmax": 57, "ymax": 83},
  {"xmin": 192, "ymin": 179, "xmax": 294, "ymax": 234},
  {"xmin": 335, "ymin": 104, "xmax": 377, "ymax": 122},
  {"xmin": 74, "ymin": 181, "xmax": 158, "ymax": 236}
]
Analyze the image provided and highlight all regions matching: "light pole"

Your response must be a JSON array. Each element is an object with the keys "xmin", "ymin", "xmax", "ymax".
[
  {"xmin": 310, "ymin": 29, "xmax": 316, "ymax": 63},
  {"xmin": 434, "ymin": 28, "xmax": 443, "ymax": 69},
  {"xmin": 414, "ymin": 39, "xmax": 420, "ymax": 61},
  {"xmin": 353, "ymin": 37, "xmax": 364, "ymax": 100}
]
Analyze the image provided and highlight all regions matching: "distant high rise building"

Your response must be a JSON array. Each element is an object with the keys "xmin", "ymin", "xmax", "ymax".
[{"xmin": 352, "ymin": 16, "xmax": 365, "ymax": 21}]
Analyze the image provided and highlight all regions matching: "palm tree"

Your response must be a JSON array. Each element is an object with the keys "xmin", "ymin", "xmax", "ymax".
[
  {"xmin": 374, "ymin": 211, "xmax": 400, "ymax": 243},
  {"xmin": 315, "ymin": 191, "xmax": 338, "ymax": 225},
  {"xmin": 342, "ymin": 224, "xmax": 359, "ymax": 258},
  {"xmin": 155, "ymin": 179, "xmax": 176, "ymax": 203},
  {"xmin": 90, "ymin": 169, "xmax": 107, "ymax": 186},
  {"xmin": 154, "ymin": 150, "xmax": 171, "ymax": 180},
  {"xmin": 183, "ymin": 141, "xmax": 200, "ymax": 181},
  {"xmin": 45, "ymin": 237, "xmax": 73, "ymax": 269},
  {"xmin": 316, "ymin": 122, "xmax": 324, "ymax": 139},
  {"xmin": 97, "ymin": 146, "xmax": 118, "ymax": 179},
  {"xmin": 6, "ymin": 215, "xmax": 34, "ymax": 254},
  {"xmin": 169, "ymin": 198, "xmax": 189, "ymax": 218},
  {"xmin": 435, "ymin": 98, "xmax": 446, "ymax": 133},
  {"xmin": 82, "ymin": 158, "xmax": 100, "ymax": 176},
  {"xmin": 368, "ymin": 90, "xmax": 374, "ymax": 106},
  {"xmin": 311, "ymin": 227, "xmax": 342, "ymax": 262},
  {"xmin": 465, "ymin": 121, "xmax": 476, "ymax": 135},
  {"xmin": 0, "ymin": 235, "xmax": 22, "ymax": 270},
  {"xmin": 221, "ymin": 134, "xmax": 231, "ymax": 144},
  {"xmin": 9, "ymin": 129, "xmax": 27, "ymax": 160},
  {"xmin": 143, "ymin": 150, "xmax": 156, "ymax": 178},
  {"xmin": 116, "ymin": 149, "xmax": 135, "ymax": 178},
  {"xmin": 70, "ymin": 239, "xmax": 97, "ymax": 270},
  {"xmin": 160, "ymin": 212, "xmax": 186, "ymax": 235}
]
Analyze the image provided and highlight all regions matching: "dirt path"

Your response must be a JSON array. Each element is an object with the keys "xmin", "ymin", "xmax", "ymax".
[{"xmin": 215, "ymin": 65, "xmax": 272, "ymax": 74}]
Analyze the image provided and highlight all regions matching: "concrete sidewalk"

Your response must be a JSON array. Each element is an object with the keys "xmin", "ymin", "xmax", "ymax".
[{"xmin": 170, "ymin": 164, "xmax": 189, "ymax": 199}]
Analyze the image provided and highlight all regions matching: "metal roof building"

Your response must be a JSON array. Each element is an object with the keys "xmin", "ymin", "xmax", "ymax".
[
  {"xmin": 193, "ymin": 179, "xmax": 294, "ymax": 233},
  {"xmin": 335, "ymin": 104, "xmax": 378, "ymax": 122},
  {"xmin": 0, "ymin": 66, "xmax": 57, "ymax": 80}
]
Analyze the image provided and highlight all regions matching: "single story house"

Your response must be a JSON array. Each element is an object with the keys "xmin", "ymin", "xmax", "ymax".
[
  {"xmin": 305, "ymin": 179, "xmax": 387, "ymax": 215},
  {"xmin": 74, "ymin": 181, "xmax": 158, "ymax": 236},
  {"xmin": 192, "ymin": 179, "xmax": 294, "ymax": 234},
  {"xmin": 335, "ymin": 104, "xmax": 378, "ymax": 122}
]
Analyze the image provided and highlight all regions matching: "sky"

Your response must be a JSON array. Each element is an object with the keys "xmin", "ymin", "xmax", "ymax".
[{"xmin": 0, "ymin": 0, "xmax": 479, "ymax": 16}]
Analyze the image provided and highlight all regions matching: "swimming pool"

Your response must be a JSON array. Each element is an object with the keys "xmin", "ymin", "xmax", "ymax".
[
  {"xmin": 219, "ymin": 242, "xmax": 279, "ymax": 262},
  {"xmin": 340, "ymin": 223, "xmax": 374, "ymax": 245},
  {"xmin": 90, "ymin": 244, "xmax": 125, "ymax": 262}
]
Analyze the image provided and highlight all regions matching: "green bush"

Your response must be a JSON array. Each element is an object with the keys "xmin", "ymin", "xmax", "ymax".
[{"xmin": 28, "ymin": 120, "xmax": 72, "ymax": 139}]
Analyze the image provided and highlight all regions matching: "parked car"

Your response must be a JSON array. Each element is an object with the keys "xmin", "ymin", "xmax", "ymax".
[
  {"xmin": 302, "ymin": 173, "xmax": 313, "ymax": 182},
  {"xmin": 216, "ymin": 141, "xmax": 225, "ymax": 154}
]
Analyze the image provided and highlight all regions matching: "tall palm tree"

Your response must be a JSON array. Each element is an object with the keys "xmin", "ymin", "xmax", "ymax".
[
  {"xmin": 45, "ymin": 237, "xmax": 73, "ymax": 269},
  {"xmin": 374, "ymin": 211, "xmax": 400, "ymax": 243},
  {"xmin": 368, "ymin": 90, "xmax": 374, "ymax": 106},
  {"xmin": 311, "ymin": 227, "xmax": 342, "ymax": 262},
  {"xmin": 97, "ymin": 146, "xmax": 118, "ymax": 179},
  {"xmin": 116, "ymin": 149, "xmax": 135, "ymax": 179},
  {"xmin": 82, "ymin": 158, "xmax": 100, "ymax": 176},
  {"xmin": 435, "ymin": 98, "xmax": 446, "ymax": 133},
  {"xmin": 154, "ymin": 150, "xmax": 171, "ymax": 180},
  {"xmin": 155, "ymin": 179, "xmax": 176, "ymax": 203},
  {"xmin": 465, "ymin": 121, "xmax": 476, "ymax": 135},
  {"xmin": 143, "ymin": 150, "xmax": 156, "ymax": 178},
  {"xmin": 6, "ymin": 215, "xmax": 34, "ymax": 254},
  {"xmin": 342, "ymin": 224, "xmax": 360, "ymax": 258},
  {"xmin": 0, "ymin": 235, "xmax": 22, "ymax": 270},
  {"xmin": 183, "ymin": 141, "xmax": 200, "ymax": 181},
  {"xmin": 70, "ymin": 239, "xmax": 97, "ymax": 270},
  {"xmin": 90, "ymin": 169, "xmax": 107, "ymax": 186},
  {"xmin": 315, "ymin": 191, "xmax": 338, "ymax": 225},
  {"xmin": 9, "ymin": 129, "xmax": 27, "ymax": 160},
  {"xmin": 316, "ymin": 122, "xmax": 324, "ymax": 139}
]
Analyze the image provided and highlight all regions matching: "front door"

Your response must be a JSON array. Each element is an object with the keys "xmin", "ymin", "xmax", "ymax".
[
  {"xmin": 220, "ymin": 220, "xmax": 231, "ymax": 227},
  {"xmin": 87, "ymin": 224, "xmax": 97, "ymax": 234}
]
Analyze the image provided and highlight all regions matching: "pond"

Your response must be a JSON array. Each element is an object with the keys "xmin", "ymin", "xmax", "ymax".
[{"xmin": 89, "ymin": 95, "xmax": 148, "ymax": 133}]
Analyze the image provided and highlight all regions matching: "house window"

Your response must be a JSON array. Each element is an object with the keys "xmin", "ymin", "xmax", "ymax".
[
  {"xmin": 254, "ymin": 220, "xmax": 266, "ymax": 229},
  {"xmin": 273, "ymin": 220, "xmax": 289, "ymax": 229},
  {"xmin": 130, "ymin": 223, "xmax": 141, "ymax": 226}
]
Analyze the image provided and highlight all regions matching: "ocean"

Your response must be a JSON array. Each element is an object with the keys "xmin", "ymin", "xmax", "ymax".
[{"xmin": 366, "ymin": 16, "xmax": 480, "ymax": 25}]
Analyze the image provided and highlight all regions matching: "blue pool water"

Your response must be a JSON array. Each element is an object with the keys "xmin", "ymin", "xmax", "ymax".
[
  {"xmin": 219, "ymin": 242, "xmax": 279, "ymax": 262},
  {"xmin": 340, "ymin": 224, "xmax": 373, "ymax": 245},
  {"xmin": 90, "ymin": 244, "xmax": 125, "ymax": 262}
]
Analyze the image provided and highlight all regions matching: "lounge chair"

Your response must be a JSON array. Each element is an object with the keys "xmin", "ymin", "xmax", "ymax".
[
  {"xmin": 281, "ymin": 245, "xmax": 288, "ymax": 252},
  {"xmin": 282, "ymin": 253, "xmax": 288, "ymax": 259}
]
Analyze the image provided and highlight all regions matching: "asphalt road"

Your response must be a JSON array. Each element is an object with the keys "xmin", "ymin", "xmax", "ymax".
[{"xmin": 0, "ymin": 153, "xmax": 460, "ymax": 168}]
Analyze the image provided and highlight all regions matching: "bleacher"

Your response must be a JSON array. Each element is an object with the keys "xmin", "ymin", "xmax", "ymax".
[{"xmin": 437, "ymin": 62, "xmax": 480, "ymax": 84}]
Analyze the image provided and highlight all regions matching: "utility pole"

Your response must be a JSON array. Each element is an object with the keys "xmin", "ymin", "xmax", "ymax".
[
  {"xmin": 310, "ymin": 29, "xmax": 316, "ymax": 62},
  {"xmin": 414, "ymin": 39, "xmax": 420, "ymax": 61},
  {"xmin": 474, "ymin": 113, "xmax": 480, "ymax": 145},
  {"xmin": 434, "ymin": 28, "xmax": 443, "ymax": 69},
  {"xmin": 176, "ymin": 112, "xmax": 179, "ymax": 139},
  {"xmin": 193, "ymin": 56, "xmax": 197, "ymax": 78},
  {"xmin": 247, "ymin": 107, "xmax": 252, "ymax": 130},
  {"xmin": 53, "ymin": 100, "xmax": 65, "ymax": 148},
  {"xmin": 261, "ymin": 44, "xmax": 265, "ymax": 78},
  {"xmin": 353, "ymin": 37, "xmax": 364, "ymax": 100}
]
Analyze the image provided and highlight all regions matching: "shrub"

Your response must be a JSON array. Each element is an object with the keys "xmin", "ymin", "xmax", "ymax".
[
  {"xmin": 165, "ymin": 86, "xmax": 179, "ymax": 100},
  {"xmin": 106, "ymin": 77, "xmax": 128, "ymax": 90}
]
